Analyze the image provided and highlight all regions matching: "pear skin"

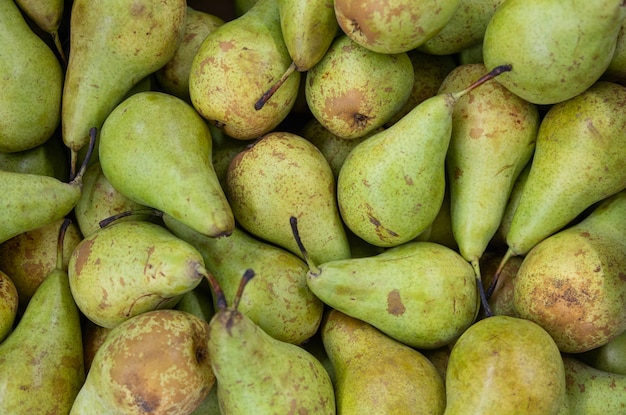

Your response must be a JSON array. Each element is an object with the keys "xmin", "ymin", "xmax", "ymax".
[
  {"xmin": 0, "ymin": 270, "xmax": 18, "ymax": 342},
  {"xmin": 0, "ymin": 134, "xmax": 69, "ymax": 180},
  {"xmin": 578, "ymin": 329, "xmax": 626, "ymax": 375}
]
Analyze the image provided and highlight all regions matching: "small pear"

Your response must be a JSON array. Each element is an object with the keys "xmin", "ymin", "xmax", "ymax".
[
  {"xmin": 226, "ymin": 131, "xmax": 351, "ymax": 265},
  {"xmin": 62, "ymin": 0, "xmax": 186, "ymax": 173},
  {"xmin": 14, "ymin": 0, "xmax": 65, "ymax": 60},
  {"xmin": 68, "ymin": 220, "xmax": 207, "ymax": 328},
  {"xmin": 0, "ymin": 0, "xmax": 63, "ymax": 153},
  {"xmin": 512, "ymin": 190, "xmax": 626, "ymax": 353},
  {"xmin": 444, "ymin": 315, "xmax": 566, "ymax": 415},
  {"xmin": 483, "ymin": 0, "xmax": 626, "ymax": 104},
  {"xmin": 70, "ymin": 309, "xmax": 214, "ymax": 415},
  {"xmin": 0, "ymin": 219, "xmax": 85, "ymax": 414},
  {"xmin": 578, "ymin": 330, "xmax": 626, "ymax": 375},
  {"xmin": 305, "ymin": 34, "xmax": 414, "ymax": 139},
  {"xmin": 99, "ymin": 91, "xmax": 234, "ymax": 238},
  {"xmin": 0, "ymin": 270, "xmax": 18, "ymax": 342},
  {"xmin": 322, "ymin": 309, "xmax": 446, "ymax": 414},
  {"xmin": 205, "ymin": 270, "xmax": 336, "ymax": 414}
]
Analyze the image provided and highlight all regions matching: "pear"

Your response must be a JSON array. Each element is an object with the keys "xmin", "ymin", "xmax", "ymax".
[
  {"xmin": 70, "ymin": 309, "xmax": 215, "ymax": 415},
  {"xmin": 0, "ymin": 0, "xmax": 63, "ymax": 153},
  {"xmin": 189, "ymin": 0, "xmax": 300, "ymax": 140},
  {"xmin": 210, "ymin": 130, "xmax": 249, "ymax": 190},
  {"xmin": 62, "ymin": 0, "xmax": 186, "ymax": 174},
  {"xmin": 174, "ymin": 281, "xmax": 215, "ymax": 323},
  {"xmin": 226, "ymin": 131, "xmax": 351, "ymax": 265},
  {"xmin": 334, "ymin": 0, "xmax": 459, "ymax": 54},
  {"xmin": 322, "ymin": 309, "xmax": 446, "ymax": 414},
  {"xmin": 0, "ymin": 217, "xmax": 82, "ymax": 311},
  {"xmin": 14, "ymin": 0, "xmax": 65, "ymax": 61},
  {"xmin": 0, "ymin": 219, "xmax": 85, "ymax": 414},
  {"xmin": 444, "ymin": 315, "xmax": 566, "ymax": 415},
  {"xmin": 483, "ymin": 0, "xmax": 626, "ymax": 104},
  {"xmin": 604, "ymin": 19, "xmax": 626, "ymax": 83},
  {"xmin": 68, "ymin": 220, "xmax": 207, "ymax": 328},
  {"xmin": 496, "ymin": 81, "xmax": 626, "ymax": 277},
  {"xmin": 0, "ymin": 134, "xmax": 68, "ymax": 180},
  {"xmin": 480, "ymin": 251, "xmax": 522, "ymax": 318},
  {"xmin": 81, "ymin": 319, "xmax": 112, "ymax": 373},
  {"xmin": 293, "ymin": 217, "xmax": 478, "ymax": 350},
  {"xmin": 0, "ymin": 270, "xmax": 18, "ymax": 342},
  {"xmin": 414, "ymin": 180, "xmax": 458, "ymax": 252},
  {"xmin": 165, "ymin": 215, "xmax": 324, "ymax": 345},
  {"xmin": 305, "ymin": 34, "xmax": 414, "ymax": 139},
  {"xmin": 337, "ymin": 65, "xmax": 510, "ymax": 247},
  {"xmin": 99, "ymin": 91, "xmax": 234, "ymax": 238},
  {"xmin": 560, "ymin": 355, "xmax": 626, "ymax": 414},
  {"xmin": 512, "ymin": 190, "xmax": 626, "ymax": 353},
  {"xmin": 155, "ymin": 7, "xmax": 225, "ymax": 102},
  {"xmin": 578, "ymin": 330, "xmax": 626, "ymax": 375},
  {"xmin": 205, "ymin": 269, "xmax": 336, "ymax": 414}
]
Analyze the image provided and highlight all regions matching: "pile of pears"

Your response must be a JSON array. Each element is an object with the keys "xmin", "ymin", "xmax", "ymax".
[{"xmin": 2, "ymin": 0, "xmax": 626, "ymax": 413}]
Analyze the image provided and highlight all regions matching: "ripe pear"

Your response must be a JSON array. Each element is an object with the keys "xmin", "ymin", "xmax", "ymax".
[
  {"xmin": 189, "ymin": 0, "xmax": 300, "ymax": 140},
  {"xmin": 14, "ymin": 0, "xmax": 65, "ymax": 60},
  {"xmin": 334, "ymin": 0, "xmax": 460, "ymax": 53},
  {"xmin": 305, "ymin": 34, "xmax": 414, "ymax": 139},
  {"xmin": 0, "ymin": 0, "xmax": 63, "ymax": 153},
  {"xmin": 205, "ymin": 270, "xmax": 336, "ymax": 414},
  {"xmin": 578, "ymin": 330, "xmax": 626, "ymax": 375},
  {"xmin": 322, "ymin": 309, "xmax": 446, "ymax": 414},
  {"xmin": 444, "ymin": 315, "xmax": 566, "ymax": 415},
  {"xmin": 68, "ymin": 220, "xmax": 207, "ymax": 328},
  {"xmin": 0, "ymin": 219, "xmax": 85, "ymax": 414},
  {"xmin": 513, "ymin": 190, "xmax": 626, "ymax": 353},
  {"xmin": 62, "ymin": 0, "xmax": 186, "ymax": 173},
  {"xmin": 483, "ymin": 0, "xmax": 626, "ymax": 104},
  {"xmin": 99, "ymin": 91, "xmax": 234, "ymax": 238},
  {"xmin": 0, "ymin": 135, "xmax": 69, "ymax": 180},
  {"xmin": 226, "ymin": 131, "xmax": 351, "ymax": 265},
  {"xmin": 164, "ymin": 215, "xmax": 323, "ymax": 345},
  {"xmin": 0, "ymin": 270, "xmax": 18, "ymax": 342},
  {"xmin": 337, "ymin": 65, "xmax": 510, "ymax": 247},
  {"xmin": 70, "ymin": 309, "xmax": 215, "ymax": 415}
]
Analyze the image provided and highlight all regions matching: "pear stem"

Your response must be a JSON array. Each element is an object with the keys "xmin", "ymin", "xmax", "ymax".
[
  {"xmin": 232, "ymin": 268, "xmax": 255, "ymax": 310},
  {"xmin": 98, "ymin": 209, "xmax": 164, "ymax": 229},
  {"xmin": 289, "ymin": 216, "xmax": 320, "ymax": 275},
  {"xmin": 254, "ymin": 61, "xmax": 297, "ymax": 111},
  {"xmin": 56, "ymin": 218, "xmax": 72, "ymax": 271},
  {"xmin": 453, "ymin": 64, "xmax": 512, "ymax": 100},
  {"xmin": 204, "ymin": 271, "xmax": 227, "ymax": 311},
  {"xmin": 70, "ymin": 127, "xmax": 97, "ymax": 185},
  {"xmin": 51, "ymin": 30, "xmax": 67, "ymax": 67},
  {"xmin": 472, "ymin": 259, "xmax": 493, "ymax": 318},
  {"xmin": 486, "ymin": 247, "xmax": 515, "ymax": 299}
]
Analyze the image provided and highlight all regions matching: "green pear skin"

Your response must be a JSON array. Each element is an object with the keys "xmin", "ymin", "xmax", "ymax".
[
  {"xmin": 578, "ymin": 329, "xmax": 626, "ymax": 375},
  {"xmin": 71, "ymin": 309, "xmax": 215, "ymax": 415},
  {"xmin": 513, "ymin": 190, "xmax": 626, "ymax": 353},
  {"xmin": 307, "ymin": 241, "xmax": 478, "ymax": 349},
  {"xmin": 68, "ymin": 220, "xmax": 207, "ymax": 328},
  {"xmin": 0, "ymin": 0, "xmax": 63, "ymax": 153},
  {"xmin": 322, "ymin": 309, "xmax": 446, "ymax": 415},
  {"xmin": 0, "ymin": 135, "xmax": 69, "ymax": 180},
  {"xmin": 99, "ymin": 91, "xmax": 234, "ymax": 238},
  {"xmin": 444, "ymin": 316, "xmax": 566, "ymax": 415},
  {"xmin": 483, "ymin": 0, "xmax": 626, "ymax": 104}
]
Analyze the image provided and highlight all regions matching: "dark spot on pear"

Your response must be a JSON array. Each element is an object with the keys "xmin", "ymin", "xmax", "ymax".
[{"xmin": 387, "ymin": 289, "xmax": 406, "ymax": 316}]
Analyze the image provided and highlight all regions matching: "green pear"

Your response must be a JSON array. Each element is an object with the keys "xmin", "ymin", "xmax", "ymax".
[
  {"xmin": 226, "ymin": 131, "xmax": 351, "ymax": 265},
  {"xmin": 99, "ymin": 91, "xmax": 234, "ymax": 238},
  {"xmin": 68, "ymin": 220, "xmax": 207, "ymax": 328},
  {"xmin": 483, "ymin": 0, "xmax": 626, "ymax": 104},
  {"xmin": 513, "ymin": 190, "xmax": 626, "ymax": 353},
  {"xmin": 334, "ymin": 0, "xmax": 459, "ymax": 53},
  {"xmin": 497, "ymin": 81, "xmax": 626, "ymax": 273},
  {"xmin": 0, "ymin": 0, "xmax": 63, "ymax": 153},
  {"xmin": 445, "ymin": 316, "xmax": 565, "ymax": 415},
  {"xmin": 234, "ymin": 0, "xmax": 258, "ymax": 16},
  {"xmin": 322, "ymin": 309, "xmax": 446, "ymax": 414},
  {"xmin": 414, "ymin": 179, "xmax": 458, "ymax": 252},
  {"xmin": 165, "ymin": 215, "xmax": 323, "ymax": 345},
  {"xmin": 205, "ymin": 270, "xmax": 336, "ymax": 414},
  {"xmin": 480, "ymin": 251, "xmax": 522, "ymax": 318},
  {"xmin": 458, "ymin": 42, "xmax": 484, "ymax": 65},
  {"xmin": 189, "ymin": 0, "xmax": 300, "ymax": 140},
  {"xmin": 0, "ymin": 219, "xmax": 85, "ymax": 414},
  {"xmin": 0, "ymin": 270, "xmax": 18, "ymax": 342},
  {"xmin": 174, "ymin": 280, "xmax": 215, "ymax": 323},
  {"xmin": 604, "ymin": 19, "xmax": 626, "ymax": 83},
  {"xmin": 155, "ymin": 7, "xmax": 225, "ymax": 102},
  {"xmin": 337, "ymin": 65, "xmax": 510, "ymax": 247},
  {"xmin": 211, "ymin": 131, "xmax": 249, "ymax": 191},
  {"xmin": 14, "ymin": 0, "xmax": 65, "ymax": 60},
  {"xmin": 578, "ymin": 330, "xmax": 626, "ymax": 375},
  {"xmin": 70, "ymin": 309, "xmax": 215, "ymax": 415},
  {"xmin": 62, "ymin": 0, "xmax": 186, "ymax": 173},
  {"xmin": 559, "ymin": 355, "xmax": 626, "ymax": 414},
  {"xmin": 0, "ymin": 135, "xmax": 69, "ymax": 180},
  {"xmin": 305, "ymin": 34, "xmax": 414, "ymax": 139}
]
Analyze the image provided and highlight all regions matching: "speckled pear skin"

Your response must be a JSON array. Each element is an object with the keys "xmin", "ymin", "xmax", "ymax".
[
  {"xmin": 444, "ymin": 316, "xmax": 566, "ymax": 415},
  {"xmin": 322, "ymin": 309, "xmax": 446, "ymax": 415},
  {"xmin": 307, "ymin": 241, "xmax": 478, "ymax": 350},
  {"xmin": 505, "ymin": 81, "xmax": 626, "ymax": 257},
  {"xmin": 483, "ymin": 0, "xmax": 626, "ymax": 105},
  {"xmin": 70, "ymin": 309, "xmax": 215, "ymax": 415},
  {"xmin": 513, "ymin": 190, "xmax": 626, "ymax": 354},
  {"xmin": 0, "ymin": 271, "xmax": 18, "ymax": 343},
  {"xmin": 68, "ymin": 220, "xmax": 206, "ymax": 328},
  {"xmin": 0, "ymin": 0, "xmax": 63, "ymax": 153}
]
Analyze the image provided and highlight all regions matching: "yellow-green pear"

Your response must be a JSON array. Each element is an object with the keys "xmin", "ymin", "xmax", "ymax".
[
  {"xmin": 444, "ymin": 316, "xmax": 566, "ymax": 415},
  {"xmin": 578, "ymin": 330, "xmax": 626, "ymax": 375},
  {"xmin": 0, "ymin": 270, "xmax": 18, "ymax": 342},
  {"xmin": 0, "ymin": 0, "xmax": 63, "ymax": 153},
  {"xmin": 322, "ymin": 309, "xmax": 446, "ymax": 414},
  {"xmin": 483, "ymin": 0, "xmax": 626, "ymax": 104},
  {"xmin": 99, "ymin": 91, "xmax": 234, "ymax": 238},
  {"xmin": 14, "ymin": 0, "xmax": 65, "ymax": 60}
]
